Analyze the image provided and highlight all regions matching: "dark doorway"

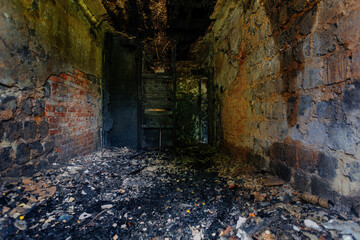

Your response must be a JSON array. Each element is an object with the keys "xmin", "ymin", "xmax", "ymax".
[
  {"xmin": 175, "ymin": 64, "xmax": 209, "ymax": 145},
  {"xmin": 103, "ymin": 33, "xmax": 141, "ymax": 149}
]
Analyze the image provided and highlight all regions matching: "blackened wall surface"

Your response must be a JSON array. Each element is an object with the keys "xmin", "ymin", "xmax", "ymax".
[
  {"xmin": 195, "ymin": 0, "xmax": 360, "ymax": 215},
  {"xmin": 0, "ymin": 0, "xmax": 104, "ymax": 177}
]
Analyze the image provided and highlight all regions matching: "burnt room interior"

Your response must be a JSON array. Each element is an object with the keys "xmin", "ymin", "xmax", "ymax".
[{"xmin": 0, "ymin": 0, "xmax": 360, "ymax": 239}]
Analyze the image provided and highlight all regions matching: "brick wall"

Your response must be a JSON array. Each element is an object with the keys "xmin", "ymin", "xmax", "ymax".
[
  {"xmin": 0, "ymin": 1, "xmax": 104, "ymax": 177},
  {"xmin": 0, "ymin": 96, "xmax": 50, "ymax": 176},
  {"xmin": 0, "ymin": 70, "xmax": 101, "ymax": 177},
  {"xmin": 45, "ymin": 70, "xmax": 101, "ymax": 160},
  {"xmin": 196, "ymin": 0, "xmax": 360, "ymax": 214}
]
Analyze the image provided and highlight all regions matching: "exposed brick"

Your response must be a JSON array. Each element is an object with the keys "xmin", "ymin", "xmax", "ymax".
[
  {"xmin": 279, "ymin": 4, "xmax": 289, "ymax": 25},
  {"xmin": 291, "ymin": 125, "xmax": 304, "ymax": 141},
  {"xmin": 311, "ymin": 175, "xmax": 337, "ymax": 200},
  {"xmin": 298, "ymin": 148, "xmax": 316, "ymax": 173},
  {"xmin": 0, "ymin": 96, "xmax": 17, "ymax": 111},
  {"xmin": 352, "ymin": 48, "xmax": 360, "ymax": 79},
  {"xmin": 5, "ymin": 121, "xmax": 22, "ymax": 141},
  {"xmin": 289, "ymin": 0, "xmax": 306, "ymax": 12},
  {"xmin": 293, "ymin": 41, "xmax": 305, "ymax": 63},
  {"xmin": 294, "ymin": 171, "xmax": 311, "ymax": 192},
  {"xmin": 16, "ymin": 143, "xmax": 30, "ymax": 165},
  {"xmin": 317, "ymin": 152, "xmax": 338, "ymax": 179},
  {"xmin": 302, "ymin": 37, "xmax": 311, "ymax": 60},
  {"xmin": 0, "ymin": 1, "xmax": 103, "ymax": 178},
  {"xmin": 286, "ymin": 97, "xmax": 297, "ymax": 126},
  {"xmin": 194, "ymin": 0, "xmax": 360, "ymax": 215},
  {"xmin": 38, "ymin": 121, "xmax": 49, "ymax": 138},
  {"xmin": 0, "ymin": 109, "xmax": 14, "ymax": 121},
  {"xmin": 297, "ymin": 95, "xmax": 312, "ymax": 118},
  {"xmin": 23, "ymin": 121, "xmax": 36, "ymax": 140},
  {"xmin": 49, "ymin": 129, "xmax": 60, "ymax": 136},
  {"xmin": 316, "ymin": 100, "xmax": 336, "ymax": 119},
  {"xmin": 33, "ymin": 99, "xmax": 45, "ymax": 116},
  {"xmin": 306, "ymin": 121, "xmax": 326, "ymax": 145},
  {"xmin": 272, "ymin": 160, "xmax": 292, "ymax": 182},
  {"xmin": 268, "ymin": 120, "xmax": 278, "ymax": 137},
  {"xmin": 327, "ymin": 122, "xmax": 356, "ymax": 154},
  {"xmin": 270, "ymin": 142, "xmax": 284, "ymax": 162},
  {"xmin": 282, "ymin": 48, "xmax": 296, "ymax": 71},
  {"xmin": 303, "ymin": 67, "xmax": 323, "ymax": 90},
  {"xmin": 325, "ymin": 49, "xmax": 348, "ymax": 85},
  {"xmin": 343, "ymin": 82, "xmax": 360, "ymax": 112},
  {"xmin": 344, "ymin": 162, "xmax": 360, "ymax": 182},
  {"xmin": 336, "ymin": 8, "xmax": 360, "ymax": 49},
  {"xmin": 43, "ymin": 82, "xmax": 51, "ymax": 98},
  {"xmin": 300, "ymin": 9, "xmax": 316, "ymax": 35},
  {"xmin": 42, "ymin": 72, "xmax": 99, "ymax": 159},
  {"xmin": 29, "ymin": 141, "xmax": 44, "ymax": 159},
  {"xmin": 44, "ymin": 141, "xmax": 55, "ymax": 154},
  {"xmin": 313, "ymin": 30, "xmax": 335, "ymax": 56},
  {"xmin": 0, "ymin": 147, "xmax": 13, "ymax": 170},
  {"xmin": 21, "ymin": 98, "xmax": 33, "ymax": 115},
  {"xmin": 284, "ymin": 144, "xmax": 297, "ymax": 167}
]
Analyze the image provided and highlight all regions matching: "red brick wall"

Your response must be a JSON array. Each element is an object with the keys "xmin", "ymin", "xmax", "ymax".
[
  {"xmin": 0, "ymin": 1, "xmax": 103, "ymax": 178},
  {"xmin": 0, "ymin": 69, "xmax": 102, "ymax": 177},
  {"xmin": 45, "ymin": 69, "xmax": 101, "ymax": 159}
]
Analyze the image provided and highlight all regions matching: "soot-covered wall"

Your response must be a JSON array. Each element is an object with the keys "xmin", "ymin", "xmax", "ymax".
[
  {"xmin": 196, "ymin": 0, "xmax": 360, "ymax": 214},
  {"xmin": 0, "ymin": 1, "xmax": 104, "ymax": 177}
]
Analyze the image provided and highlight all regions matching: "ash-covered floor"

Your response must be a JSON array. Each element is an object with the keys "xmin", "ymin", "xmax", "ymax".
[{"xmin": 0, "ymin": 147, "xmax": 359, "ymax": 240}]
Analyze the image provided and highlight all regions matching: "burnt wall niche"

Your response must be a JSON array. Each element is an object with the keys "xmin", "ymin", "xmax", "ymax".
[
  {"xmin": 0, "ymin": 0, "xmax": 104, "ymax": 177},
  {"xmin": 194, "ymin": 0, "xmax": 360, "ymax": 215}
]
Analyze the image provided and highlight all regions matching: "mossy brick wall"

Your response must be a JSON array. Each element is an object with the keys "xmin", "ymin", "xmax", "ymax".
[
  {"xmin": 0, "ymin": 0, "xmax": 104, "ymax": 177},
  {"xmin": 198, "ymin": 0, "xmax": 360, "ymax": 214}
]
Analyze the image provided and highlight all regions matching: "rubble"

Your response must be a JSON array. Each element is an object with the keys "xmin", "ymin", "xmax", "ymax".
[
  {"xmin": 300, "ymin": 192, "xmax": 333, "ymax": 209},
  {"xmin": 322, "ymin": 219, "xmax": 360, "ymax": 240},
  {"xmin": 0, "ymin": 146, "xmax": 359, "ymax": 239},
  {"xmin": 304, "ymin": 219, "xmax": 322, "ymax": 232}
]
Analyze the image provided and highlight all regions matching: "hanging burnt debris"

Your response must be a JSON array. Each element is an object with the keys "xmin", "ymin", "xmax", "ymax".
[
  {"xmin": 142, "ymin": 0, "xmax": 174, "ymax": 73},
  {"xmin": 167, "ymin": 0, "xmax": 216, "ymax": 60},
  {"xmin": 102, "ymin": 0, "xmax": 216, "ymax": 62}
]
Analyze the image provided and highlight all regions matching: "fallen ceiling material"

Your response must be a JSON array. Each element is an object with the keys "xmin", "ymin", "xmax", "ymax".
[{"xmin": 0, "ymin": 147, "xmax": 358, "ymax": 239}]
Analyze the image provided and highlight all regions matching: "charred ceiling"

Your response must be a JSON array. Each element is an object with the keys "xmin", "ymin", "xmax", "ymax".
[
  {"xmin": 100, "ymin": 0, "xmax": 216, "ymax": 59},
  {"xmin": 167, "ymin": 0, "xmax": 216, "ymax": 59},
  {"xmin": 101, "ymin": 0, "xmax": 149, "ymax": 36}
]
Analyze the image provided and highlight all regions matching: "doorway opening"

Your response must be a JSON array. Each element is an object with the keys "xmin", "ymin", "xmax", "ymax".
[{"xmin": 103, "ymin": 33, "xmax": 141, "ymax": 149}]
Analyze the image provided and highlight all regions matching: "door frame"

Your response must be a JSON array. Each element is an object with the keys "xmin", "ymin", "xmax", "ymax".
[{"xmin": 102, "ymin": 32, "xmax": 143, "ymax": 149}]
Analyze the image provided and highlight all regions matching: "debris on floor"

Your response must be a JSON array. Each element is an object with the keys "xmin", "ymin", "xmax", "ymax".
[{"xmin": 0, "ymin": 146, "xmax": 359, "ymax": 239}]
